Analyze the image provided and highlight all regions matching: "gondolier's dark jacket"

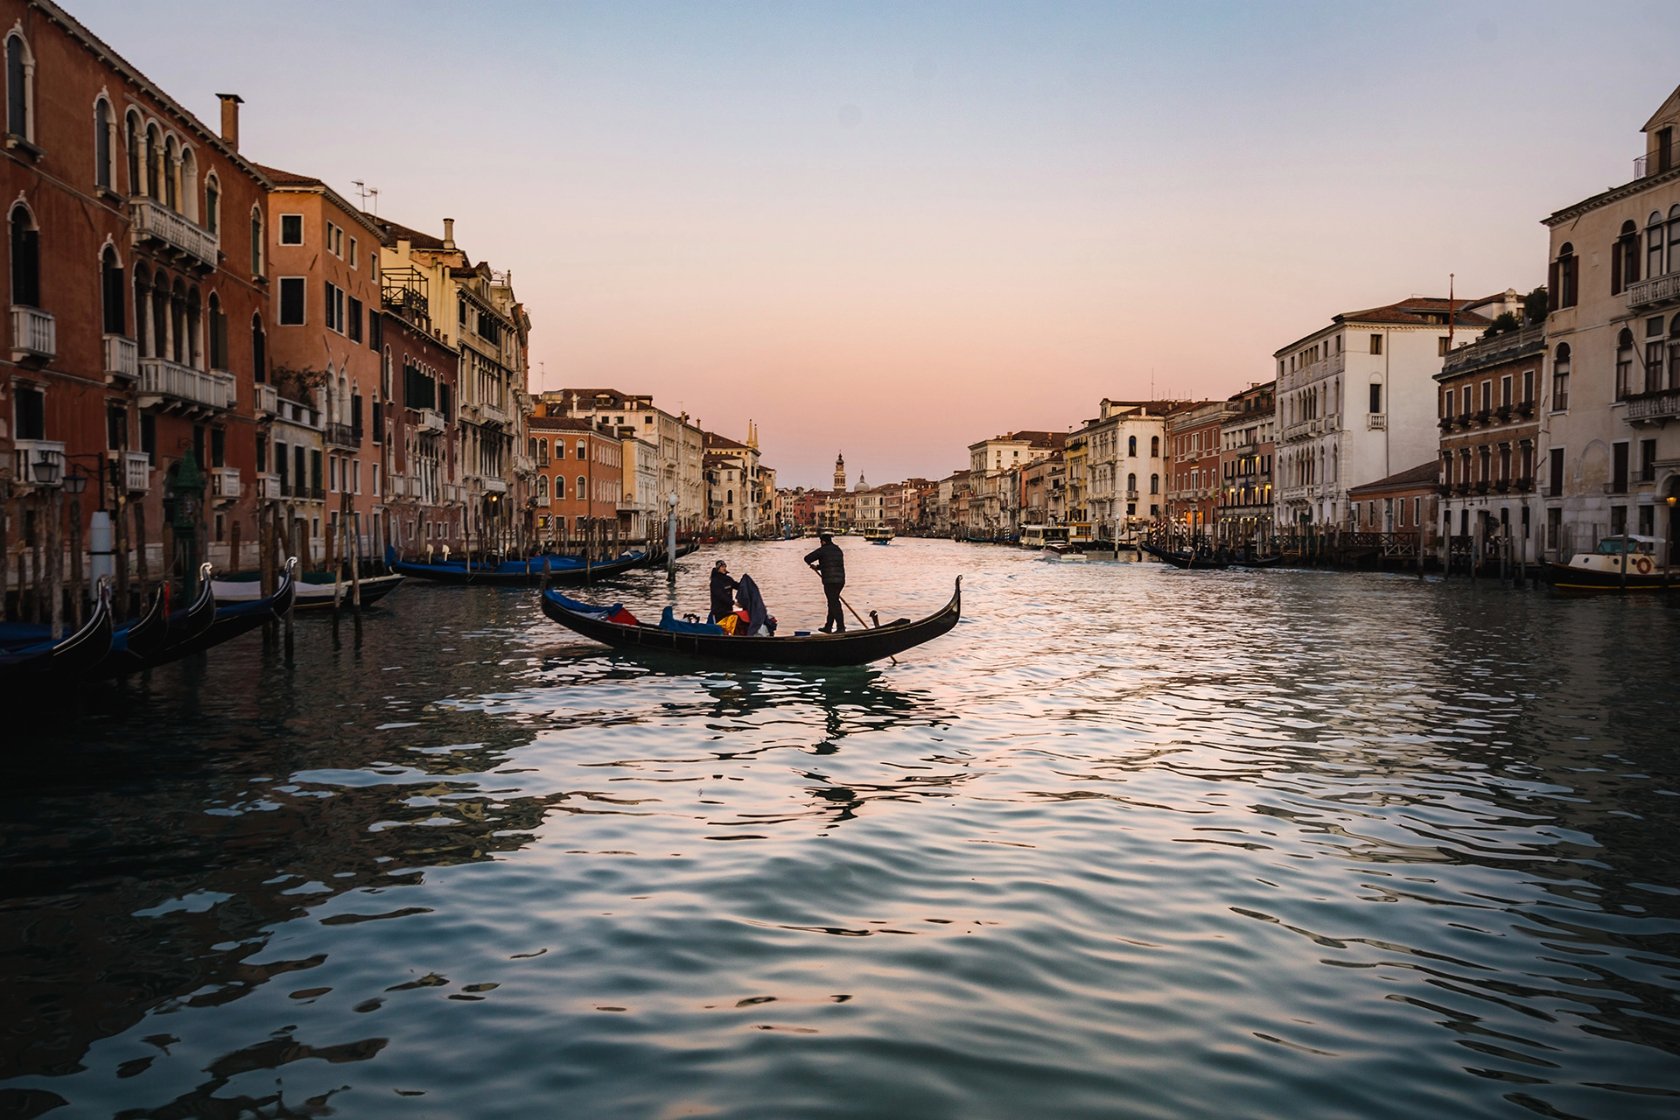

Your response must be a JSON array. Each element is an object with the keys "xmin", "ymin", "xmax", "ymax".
[
  {"xmin": 804, "ymin": 541, "xmax": 846, "ymax": 586},
  {"xmin": 710, "ymin": 568, "xmax": 740, "ymax": 619}
]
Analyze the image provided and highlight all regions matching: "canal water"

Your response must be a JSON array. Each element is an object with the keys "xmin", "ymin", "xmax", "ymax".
[{"xmin": 2, "ymin": 539, "xmax": 1678, "ymax": 1119}]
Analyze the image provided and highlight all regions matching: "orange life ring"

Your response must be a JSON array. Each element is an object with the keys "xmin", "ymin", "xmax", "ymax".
[{"xmin": 1633, "ymin": 555, "xmax": 1653, "ymax": 575}]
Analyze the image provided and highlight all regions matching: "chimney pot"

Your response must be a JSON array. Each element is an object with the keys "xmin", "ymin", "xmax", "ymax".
[
  {"xmin": 442, "ymin": 218, "xmax": 455, "ymax": 249},
  {"xmin": 216, "ymin": 93, "xmax": 243, "ymax": 151}
]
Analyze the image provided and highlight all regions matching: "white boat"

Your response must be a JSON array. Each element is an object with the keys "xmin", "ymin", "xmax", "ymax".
[
  {"xmin": 1546, "ymin": 534, "xmax": 1677, "ymax": 592},
  {"xmin": 212, "ymin": 570, "xmax": 405, "ymax": 610},
  {"xmin": 862, "ymin": 525, "xmax": 896, "ymax": 545}
]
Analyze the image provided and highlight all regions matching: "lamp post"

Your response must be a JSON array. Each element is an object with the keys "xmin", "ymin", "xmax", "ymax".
[{"xmin": 170, "ymin": 449, "xmax": 205, "ymax": 601}]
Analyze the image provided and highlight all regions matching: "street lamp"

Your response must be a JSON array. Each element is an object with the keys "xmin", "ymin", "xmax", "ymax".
[{"xmin": 31, "ymin": 452, "xmax": 62, "ymax": 486}]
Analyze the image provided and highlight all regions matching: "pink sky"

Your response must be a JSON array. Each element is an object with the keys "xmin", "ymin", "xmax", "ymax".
[{"xmin": 72, "ymin": 0, "xmax": 1680, "ymax": 487}]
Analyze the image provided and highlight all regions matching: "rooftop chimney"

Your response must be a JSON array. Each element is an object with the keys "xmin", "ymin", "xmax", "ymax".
[
  {"xmin": 216, "ymin": 93, "xmax": 243, "ymax": 151},
  {"xmin": 442, "ymin": 218, "xmax": 456, "ymax": 249}
]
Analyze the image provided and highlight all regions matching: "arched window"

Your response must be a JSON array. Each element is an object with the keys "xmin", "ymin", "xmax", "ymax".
[
  {"xmin": 1127, "ymin": 472, "xmax": 1137, "ymax": 494},
  {"xmin": 1552, "ymin": 242, "xmax": 1579, "ymax": 310},
  {"xmin": 1646, "ymin": 215, "xmax": 1666, "ymax": 282},
  {"xmin": 179, "ymin": 147, "xmax": 198, "ymax": 220},
  {"xmin": 1127, "ymin": 435, "xmax": 1137, "ymax": 456},
  {"xmin": 554, "ymin": 475, "xmax": 566, "ymax": 500},
  {"xmin": 132, "ymin": 264, "xmax": 150, "ymax": 353},
  {"xmin": 576, "ymin": 439, "xmax": 586, "ymax": 459},
  {"xmin": 93, "ymin": 96, "xmax": 114, "ymax": 189},
  {"xmin": 9, "ymin": 202, "xmax": 40, "ymax": 307},
  {"xmin": 577, "ymin": 475, "xmax": 587, "ymax": 501},
  {"xmin": 1668, "ymin": 205, "xmax": 1680, "ymax": 276},
  {"xmin": 204, "ymin": 174, "xmax": 219, "ymax": 235},
  {"xmin": 1150, "ymin": 473, "xmax": 1159, "ymax": 495},
  {"xmin": 250, "ymin": 208, "xmax": 264, "ymax": 275},
  {"xmin": 1552, "ymin": 343, "xmax": 1571, "ymax": 411},
  {"xmin": 1669, "ymin": 319, "xmax": 1680, "ymax": 394},
  {"xmin": 150, "ymin": 272, "xmax": 168, "ymax": 359},
  {"xmin": 536, "ymin": 475, "xmax": 549, "ymax": 503},
  {"xmin": 1150, "ymin": 436, "xmax": 1160, "ymax": 458},
  {"xmin": 1613, "ymin": 219, "xmax": 1640, "ymax": 294},
  {"xmin": 184, "ymin": 287, "xmax": 201, "ymax": 368},
  {"xmin": 145, "ymin": 123, "xmax": 162, "ymax": 198},
  {"xmin": 101, "ymin": 244, "xmax": 125, "ymax": 333},
  {"xmin": 5, "ymin": 31, "xmax": 33, "ymax": 141},
  {"xmin": 163, "ymin": 135, "xmax": 180, "ymax": 210},
  {"xmin": 252, "ymin": 313, "xmax": 267, "ymax": 383},
  {"xmin": 124, "ymin": 110, "xmax": 140, "ymax": 195}
]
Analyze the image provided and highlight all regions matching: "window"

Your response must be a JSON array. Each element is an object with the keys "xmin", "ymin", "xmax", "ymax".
[
  {"xmin": 252, "ymin": 315, "xmax": 267, "ymax": 383},
  {"xmin": 553, "ymin": 475, "xmax": 565, "ymax": 500},
  {"xmin": 208, "ymin": 294, "xmax": 227, "ymax": 370},
  {"xmin": 124, "ymin": 111, "xmax": 140, "ymax": 195},
  {"xmin": 349, "ymin": 236, "xmax": 357, "ymax": 269},
  {"xmin": 13, "ymin": 384, "xmax": 44, "ymax": 440},
  {"xmin": 1499, "ymin": 375, "xmax": 1512, "ymax": 408},
  {"xmin": 1611, "ymin": 443, "xmax": 1629, "ymax": 494},
  {"xmin": 1369, "ymin": 333, "xmax": 1383, "ymax": 355},
  {"xmin": 323, "ymin": 281, "xmax": 345, "ymax": 332},
  {"xmin": 1150, "ymin": 473, "xmax": 1159, "ymax": 495},
  {"xmin": 204, "ymin": 176, "xmax": 219, "ymax": 235},
  {"xmin": 1548, "ymin": 447, "xmax": 1564, "ymax": 495},
  {"xmin": 347, "ymin": 296, "xmax": 363, "ymax": 342},
  {"xmin": 278, "ymin": 277, "xmax": 305, "ymax": 324},
  {"xmin": 326, "ymin": 222, "xmax": 343, "ymax": 257},
  {"xmin": 577, "ymin": 476, "xmax": 587, "ymax": 502},
  {"xmin": 1150, "ymin": 436, "xmax": 1159, "ymax": 457},
  {"xmin": 576, "ymin": 440, "xmax": 586, "ymax": 459},
  {"xmin": 1613, "ymin": 220, "xmax": 1640, "ymax": 294},
  {"xmin": 1670, "ymin": 205, "xmax": 1680, "ymax": 276},
  {"xmin": 1551, "ymin": 344, "xmax": 1570, "ymax": 410},
  {"xmin": 1368, "ymin": 383, "xmax": 1382, "ymax": 414},
  {"xmin": 94, "ymin": 97, "xmax": 114, "ymax": 189},
  {"xmin": 250, "ymin": 209, "xmax": 264, "ymax": 275},
  {"xmin": 1647, "ymin": 214, "xmax": 1666, "ymax": 281},
  {"xmin": 101, "ymin": 245, "xmax": 125, "ymax": 333},
  {"xmin": 1551, "ymin": 242, "xmax": 1578, "ymax": 309},
  {"xmin": 279, "ymin": 214, "xmax": 303, "ymax": 245},
  {"xmin": 9, "ymin": 204, "xmax": 40, "ymax": 307},
  {"xmin": 6, "ymin": 32, "xmax": 33, "ymax": 142},
  {"xmin": 1641, "ymin": 438, "xmax": 1658, "ymax": 483}
]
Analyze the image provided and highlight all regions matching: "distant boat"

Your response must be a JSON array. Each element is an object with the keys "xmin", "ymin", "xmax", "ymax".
[
  {"xmin": 386, "ymin": 546, "xmax": 650, "ymax": 585},
  {"xmin": 1547, "ymin": 534, "xmax": 1677, "ymax": 591},
  {"xmin": 863, "ymin": 525, "xmax": 896, "ymax": 545},
  {"xmin": 1140, "ymin": 542, "xmax": 1229, "ymax": 570},
  {"xmin": 539, "ymin": 578, "xmax": 962, "ymax": 666}
]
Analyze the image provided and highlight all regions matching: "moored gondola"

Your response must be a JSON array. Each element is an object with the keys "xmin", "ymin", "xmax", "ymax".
[
  {"xmin": 386, "ymin": 546, "xmax": 651, "ymax": 585},
  {"xmin": 1140, "ymin": 542, "xmax": 1229, "ymax": 570},
  {"xmin": 539, "ymin": 578, "xmax": 962, "ymax": 667},
  {"xmin": 0, "ymin": 580, "xmax": 115, "ymax": 690}
]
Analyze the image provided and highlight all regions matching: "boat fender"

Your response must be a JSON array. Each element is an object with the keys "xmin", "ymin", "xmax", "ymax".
[{"xmin": 1634, "ymin": 555, "xmax": 1653, "ymax": 575}]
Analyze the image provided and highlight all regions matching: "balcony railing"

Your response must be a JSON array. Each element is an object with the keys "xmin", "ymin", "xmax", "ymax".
[
  {"xmin": 255, "ymin": 383, "xmax": 279, "ymax": 415},
  {"xmin": 256, "ymin": 473, "xmax": 281, "ymax": 500},
  {"xmin": 416, "ymin": 408, "xmax": 445, "ymax": 433},
  {"xmin": 324, "ymin": 421, "xmax": 357, "ymax": 448},
  {"xmin": 1367, "ymin": 413, "xmax": 1387, "ymax": 430},
  {"xmin": 12, "ymin": 439, "xmax": 66, "ymax": 487},
  {"xmin": 103, "ymin": 333, "xmax": 138, "ymax": 381},
  {"xmin": 118, "ymin": 450, "xmax": 151, "ymax": 493},
  {"xmin": 10, "ymin": 305, "xmax": 56, "ymax": 362},
  {"xmin": 130, "ymin": 197, "xmax": 218, "ymax": 271},
  {"xmin": 1627, "ymin": 389, "xmax": 1680, "ymax": 423},
  {"xmin": 1628, "ymin": 270, "xmax": 1680, "ymax": 310},
  {"xmin": 211, "ymin": 467, "xmax": 241, "ymax": 500},
  {"xmin": 138, "ymin": 358, "xmax": 235, "ymax": 412}
]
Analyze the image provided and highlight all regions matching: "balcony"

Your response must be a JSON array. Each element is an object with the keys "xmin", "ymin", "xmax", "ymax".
[
  {"xmin": 10, "ymin": 305, "xmax": 56, "ymax": 363},
  {"xmin": 1367, "ymin": 413, "xmax": 1387, "ymax": 431},
  {"xmin": 513, "ymin": 453, "xmax": 535, "ymax": 475},
  {"xmin": 1627, "ymin": 389, "xmax": 1680, "ymax": 424},
  {"xmin": 1514, "ymin": 475, "xmax": 1534, "ymax": 492},
  {"xmin": 416, "ymin": 408, "xmax": 445, "ymax": 434},
  {"xmin": 116, "ymin": 450, "xmax": 151, "ymax": 493},
  {"xmin": 211, "ymin": 467, "xmax": 241, "ymax": 501},
  {"xmin": 1494, "ymin": 478, "xmax": 1510, "ymax": 493},
  {"xmin": 103, "ymin": 333, "xmax": 138, "ymax": 382},
  {"xmin": 1627, "ymin": 270, "xmax": 1680, "ymax": 310},
  {"xmin": 12, "ymin": 439, "xmax": 66, "ymax": 487},
  {"xmin": 480, "ymin": 400, "xmax": 509, "ymax": 426},
  {"xmin": 255, "ymin": 383, "xmax": 279, "ymax": 416},
  {"xmin": 130, "ymin": 197, "xmax": 218, "ymax": 271},
  {"xmin": 324, "ymin": 421, "xmax": 357, "ymax": 449},
  {"xmin": 138, "ymin": 358, "xmax": 235, "ymax": 413},
  {"xmin": 1473, "ymin": 480, "xmax": 1490, "ymax": 495},
  {"xmin": 255, "ymin": 473, "xmax": 281, "ymax": 500},
  {"xmin": 1438, "ymin": 415, "xmax": 1455, "ymax": 431}
]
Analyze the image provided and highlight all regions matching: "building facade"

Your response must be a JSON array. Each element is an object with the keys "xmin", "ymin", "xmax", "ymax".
[{"xmin": 1217, "ymin": 381, "xmax": 1276, "ymax": 546}]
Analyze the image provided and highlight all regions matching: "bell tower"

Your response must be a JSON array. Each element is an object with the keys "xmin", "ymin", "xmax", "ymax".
[{"xmin": 833, "ymin": 452, "xmax": 846, "ymax": 493}]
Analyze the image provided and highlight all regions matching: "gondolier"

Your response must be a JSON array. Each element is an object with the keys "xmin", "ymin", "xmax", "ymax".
[
  {"xmin": 709, "ymin": 560, "xmax": 740, "ymax": 622},
  {"xmin": 804, "ymin": 532, "xmax": 847, "ymax": 633}
]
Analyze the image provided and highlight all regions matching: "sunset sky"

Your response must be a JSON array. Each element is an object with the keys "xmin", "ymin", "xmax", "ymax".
[{"xmin": 73, "ymin": 0, "xmax": 1680, "ymax": 487}]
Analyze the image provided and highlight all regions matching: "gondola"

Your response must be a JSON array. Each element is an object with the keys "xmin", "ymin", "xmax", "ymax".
[
  {"xmin": 1140, "ymin": 542, "xmax": 1229, "ymax": 570},
  {"xmin": 0, "ymin": 581, "xmax": 115, "ymax": 690},
  {"xmin": 387, "ymin": 546, "xmax": 650, "ymax": 585},
  {"xmin": 89, "ymin": 564, "xmax": 218, "ymax": 678},
  {"xmin": 158, "ymin": 558, "xmax": 298, "ymax": 661},
  {"xmin": 538, "ymin": 577, "xmax": 962, "ymax": 667},
  {"xmin": 212, "ymin": 568, "xmax": 403, "ymax": 610}
]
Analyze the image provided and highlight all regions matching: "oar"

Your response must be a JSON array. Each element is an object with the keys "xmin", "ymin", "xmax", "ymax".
[{"xmin": 838, "ymin": 591, "xmax": 896, "ymax": 665}]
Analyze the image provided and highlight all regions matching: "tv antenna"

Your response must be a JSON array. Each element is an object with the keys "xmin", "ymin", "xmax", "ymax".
[{"xmin": 352, "ymin": 180, "xmax": 379, "ymax": 213}]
